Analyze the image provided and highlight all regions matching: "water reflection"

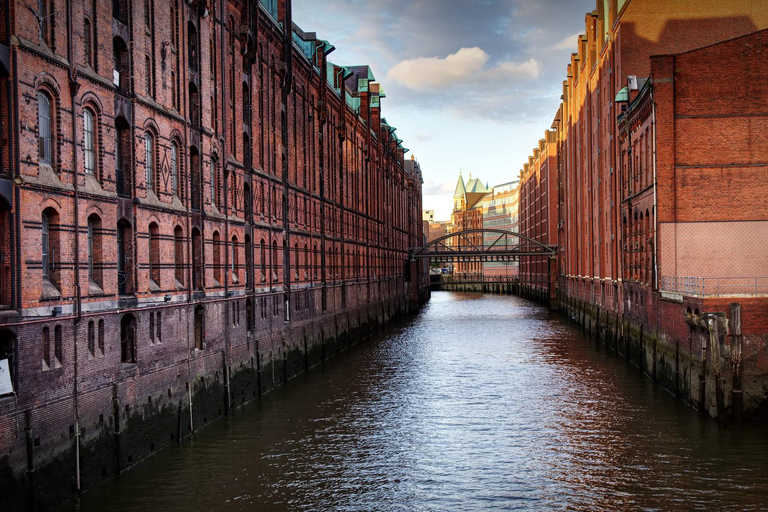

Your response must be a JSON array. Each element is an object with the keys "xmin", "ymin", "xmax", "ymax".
[{"xmin": 69, "ymin": 292, "xmax": 768, "ymax": 511}]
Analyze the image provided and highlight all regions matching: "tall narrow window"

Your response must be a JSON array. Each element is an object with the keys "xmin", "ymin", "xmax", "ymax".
[
  {"xmin": 84, "ymin": 18, "xmax": 93, "ymax": 67},
  {"xmin": 38, "ymin": 91, "xmax": 52, "ymax": 165},
  {"xmin": 171, "ymin": 71, "xmax": 178, "ymax": 110},
  {"xmin": 42, "ymin": 212, "xmax": 50, "ymax": 280},
  {"xmin": 210, "ymin": 158, "xmax": 218, "ymax": 209},
  {"xmin": 115, "ymin": 118, "xmax": 131, "ymax": 196},
  {"xmin": 145, "ymin": 55, "xmax": 154, "ymax": 97},
  {"xmin": 145, "ymin": 133, "xmax": 154, "ymax": 192},
  {"xmin": 87, "ymin": 214, "xmax": 103, "ymax": 289},
  {"xmin": 88, "ymin": 321, "xmax": 95, "ymax": 358},
  {"xmin": 213, "ymin": 231, "xmax": 221, "ymax": 283},
  {"xmin": 259, "ymin": 239, "xmax": 266, "ymax": 281},
  {"xmin": 39, "ymin": 0, "xmax": 51, "ymax": 46},
  {"xmin": 42, "ymin": 326, "xmax": 50, "ymax": 371},
  {"xmin": 191, "ymin": 148, "xmax": 201, "ymax": 211},
  {"xmin": 174, "ymin": 226, "xmax": 184, "ymax": 286},
  {"xmin": 54, "ymin": 325, "xmax": 62, "ymax": 368},
  {"xmin": 171, "ymin": 141, "xmax": 179, "ymax": 197},
  {"xmin": 98, "ymin": 319, "xmax": 105, "ymax": 356},
  {"xmin": 149, "ymin": 222, "xmax": 160, "ymax": 288},
  {"xmin": 231, "ymin": 236, "xmax": 239, "ymax": 282},
  {"xmin": 84, "ymin": 108, "xmax": 96, "ymax": 176}
]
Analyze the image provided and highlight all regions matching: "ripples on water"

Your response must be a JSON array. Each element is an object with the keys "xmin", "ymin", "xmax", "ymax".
[{"xmin": 70, "ymin": 292, "xmax": 768, "ymax": 511}]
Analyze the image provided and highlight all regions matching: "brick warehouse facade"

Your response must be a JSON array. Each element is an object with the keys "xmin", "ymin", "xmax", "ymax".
[
  {"xmin": 0, "ymin": 0, "xmax": 427, "ymax": 508},
  {"xmin": 518, "ymin": 0, "xmax": 768, "ymax": 420}
]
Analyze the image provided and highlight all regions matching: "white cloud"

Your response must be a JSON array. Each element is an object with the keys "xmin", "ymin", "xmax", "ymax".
[
  {"xmin": 386, "ymin": 47, "xmax": 489, "ymax": 90},
  {"xmin": 386, "ymin": 47, "xmax": 542, "ymax": 91},
  {"xmin": 485, "ymin": 58, "xmax": 541, "ymax": 81},
  {"xmin": 551, "ymin": 32, "xmax": 580, "ymax": 51}
]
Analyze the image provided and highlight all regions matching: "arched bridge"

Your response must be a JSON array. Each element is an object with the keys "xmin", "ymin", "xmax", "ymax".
[{"xmin": 409, "ymin": 229, "xmax": 556, "ymax": 262}]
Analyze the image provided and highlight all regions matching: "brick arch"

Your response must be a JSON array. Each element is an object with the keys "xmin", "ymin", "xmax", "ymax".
[
  {"xmin": 40, "ymin": 197, "xmax": 63, "ymax": 213},
  {"xmin": 146, "ymin": 214, "xmax": 161, "ymax": 228},
  {"xmin": 84, "ymin": 203, "xmax": 105, "ymax": 220},
  {"xmin": 142, "ymin": 118, "xmax": 160, "ymax": 136},
  {"xmin": 33, "ymin": 72, "xmax": 62, "ymax": 96},
  {"xmin": 79, "ymin": 91, "xmax": 104, "ymax": 114}
]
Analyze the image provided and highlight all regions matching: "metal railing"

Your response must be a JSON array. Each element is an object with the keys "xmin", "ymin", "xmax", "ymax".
[{"xmin": 660, "ymin": 276, "xmax": 768, "ymax": 297}]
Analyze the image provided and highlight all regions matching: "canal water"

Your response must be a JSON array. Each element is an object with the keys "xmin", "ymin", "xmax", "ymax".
[{"xmin": 68, "ymin": 292, "xmax": 768, "ymax": 511}]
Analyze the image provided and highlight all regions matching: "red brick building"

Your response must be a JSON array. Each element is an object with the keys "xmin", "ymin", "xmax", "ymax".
[
  {"xmin": 0, "ymin": 0, "xmax": 425, "ymax": 508},
  {"xmin": 449, "ymin": 173, "xmax": 488, "ymax": 277},
  {"xmin": 516, "ymin": 0, "xmax": 768, "ymax": 420},
  {"xmin": 518, "ymin": 131, "xmax": 559, "ymax": 295}
]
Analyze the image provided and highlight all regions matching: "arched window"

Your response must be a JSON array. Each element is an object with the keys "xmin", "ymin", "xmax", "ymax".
[
  {"xmin": 84, "ymin": 108, "xmax": 96, "ymax": 176},
  {"xmin": 245, "ymin": 235, "xmax": 252, "ymax": 287},
  {"xmin": 54, "ymin": 325, "xmax": 62, "ymax": 368},
  {"xmin": 231, "ymin": 235, "xmax": 239, "ymax": 282},
  {"xmin": 87, "ymin": 214, "xmax": 103, "ymax": 290},
  {"xmin": 271, "ymin": 240, "xmax": 278, "ymax": 280},
  {"xmin": 38, "ymin": 91, "xmax": 53, "ymax": 165},
  {"xmin": 145, "ymin": 132, "xmax": 155, "ymax": 193},
  {"xmin": 41, "ymin": 208, "xmax": 60, "ymax": 290},
  {"xmin": 88, "ymin": 321, "xmax": 95, "ymax": 358},
  {"xmin": 98, "ymin": 319, "xmax": 105, "ymax": 356},
  {"xmin": 294, "ymin": 243, "xmax": 299, "ymax": 279},
  {"xmin": 42, "ymin": 326, "xmax": 51, "ymax": 371},
  {"xmin": 259, "ymin": 239, "xmax": 266, "ymax": 281},
  {"xmin": 174, "ymin": 226, "xmax": 184, "ymax": 286},
  {"xmin": 171, "ymin": 141, "xmax": 179, "ymax": 197},
  {"xmin": 117, "ymin": 220, "xmax": 133, "ymax": 296},
  {"xmin": 192, "ymin": 228, "xmax": 203, "ymax": 290},
  {"xmin": 194, "ymin": 306, "xmax": 204, "ymax": 350},
  {"xmin": 120, "ymin": 314, "xmax": 136, "ymax": 363},
  {"xmin": 148, "ymin": 222, "xmax": 160, "ymax": 288}
]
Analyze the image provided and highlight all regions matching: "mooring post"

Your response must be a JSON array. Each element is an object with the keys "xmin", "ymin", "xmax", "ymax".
[{"xmin": 730, "ymin": 303, "xmax": 743, "ymax": 422}]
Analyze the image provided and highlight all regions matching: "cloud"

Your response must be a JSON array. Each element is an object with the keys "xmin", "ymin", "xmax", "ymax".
[
  {"xmin": 387, "ymin": 47, "xmax": 540, "ymax": 91},
  {"xmin": 422, "ymin": 180, "xmax": 457, "ymax": 196},
  {"xmin": 551, "ymin": 32, "xmax": 580, "ymax": 51},
  {"xmin": 387, "ymin": 48, "xmax": 489, "ymax": 89}
]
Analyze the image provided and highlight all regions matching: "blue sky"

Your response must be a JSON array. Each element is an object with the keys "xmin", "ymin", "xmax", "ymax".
[{"xmin": 293, "ymin": 0, "xmax": 595, "ymax": 221}]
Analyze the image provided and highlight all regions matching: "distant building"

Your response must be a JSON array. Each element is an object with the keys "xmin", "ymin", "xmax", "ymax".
[
  {"xmin": 422, "ymin": 210, "xmax": 435, "ymax": 222},
  {"xmin": 450, "ymin": 173, "xmax": 490, "ymax": 277},
  {"xmin": 482, "ymin": 181, "xmax": 520, "ymax": 278}
]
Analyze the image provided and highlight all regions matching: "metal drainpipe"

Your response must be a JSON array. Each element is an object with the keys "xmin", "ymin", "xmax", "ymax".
[
  {"xmin": 66, "ymin": 0, "xmax": 83, "ymax": 492},
  {"xmin": 220, "ymin": 0, "xmax": 232, "ymax": 413},
  {"xmin": 650, "ymin": 87, "xmax": 659, "ymax": 291}
]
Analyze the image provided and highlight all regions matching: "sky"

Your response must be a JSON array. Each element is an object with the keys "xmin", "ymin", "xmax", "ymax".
[{"xmin": 293, "ymin": 0, "xmax": 596, "ymax": 221}]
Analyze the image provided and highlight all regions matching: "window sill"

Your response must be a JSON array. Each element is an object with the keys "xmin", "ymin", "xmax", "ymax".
[
  {"xmin": 149, "ymin": 279, "xmax": 161, "ymax": 293},
  {"xmin": 41, "ymin": 279, "xmax": 62, "ymax": 300},
  {"xmin": 88, "ymin": 280, "xmax": 105, "ymax": 296}
]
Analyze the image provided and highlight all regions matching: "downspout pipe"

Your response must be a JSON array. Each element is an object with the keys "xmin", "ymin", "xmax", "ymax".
[
  {"xmin": 650, "ymin": 86, "xmax": 658, "ymax": 291},
  {"xmin": 66, "ymin": 0, "xmax": 83, "ymax": 493}
]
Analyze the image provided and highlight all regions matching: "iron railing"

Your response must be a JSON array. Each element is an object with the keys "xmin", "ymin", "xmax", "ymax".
[{"xmin": 660, "ymin": 276, "xmax": 768, "ymax": 297}]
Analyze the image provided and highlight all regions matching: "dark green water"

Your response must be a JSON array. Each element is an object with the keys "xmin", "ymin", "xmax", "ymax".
[{"xmin": 67, "ymin": 292, "xmax": 768, "ymax": 511}]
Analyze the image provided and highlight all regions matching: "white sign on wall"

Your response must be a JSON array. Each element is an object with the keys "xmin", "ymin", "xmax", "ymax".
[{"xmin": 0, "ymin": 359, "xmax": 13, "ymax": 395}]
